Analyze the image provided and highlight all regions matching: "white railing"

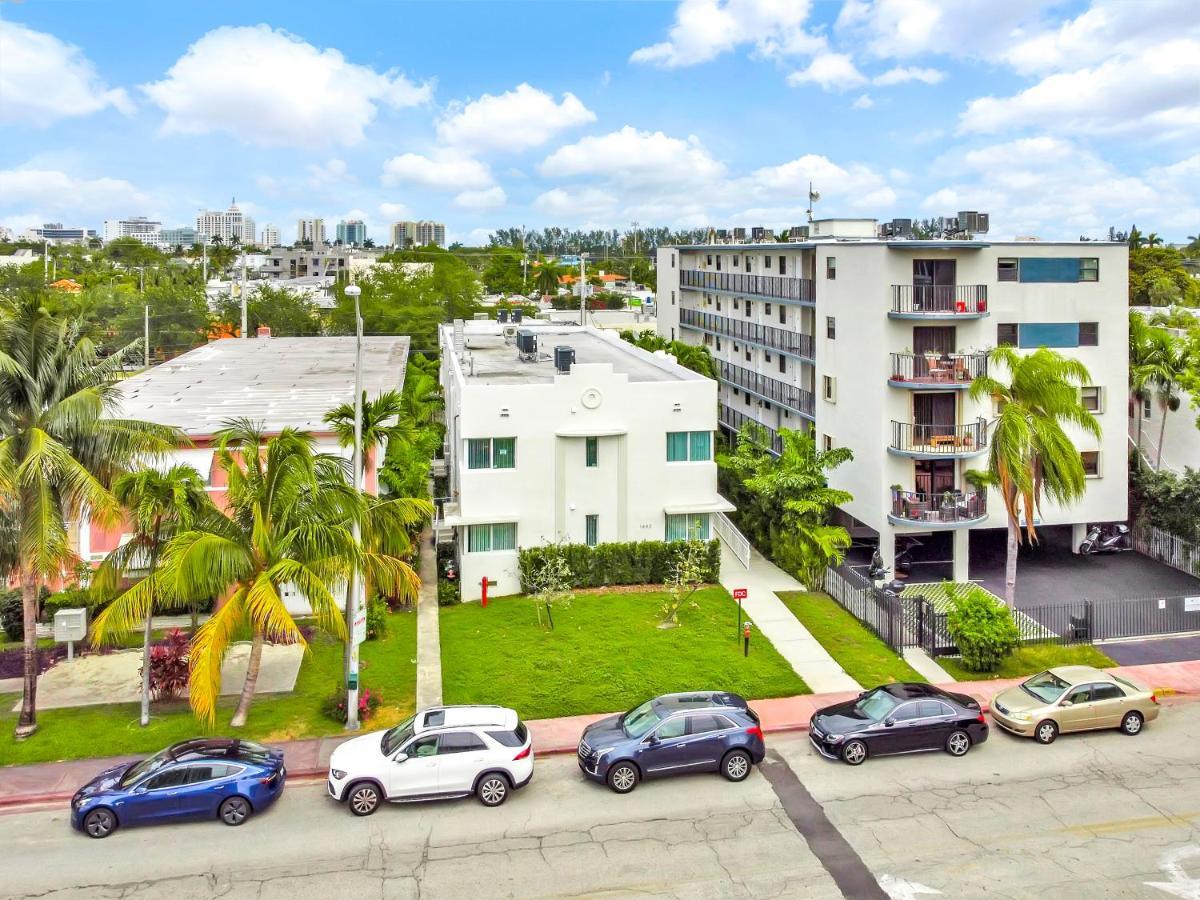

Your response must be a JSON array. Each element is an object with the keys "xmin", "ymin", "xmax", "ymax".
[
  {"xmin": 1134, "ymin": 522, "xmax": 1200, "ymax": 578},
  {"xmin": 713, "ymin": 511, "xmax": 751, "ymax": 569}
]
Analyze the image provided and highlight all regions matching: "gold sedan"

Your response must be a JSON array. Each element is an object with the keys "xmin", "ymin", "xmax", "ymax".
[{"xmin": 990, "ymin": 665, "xmax": 1160, "ymax": 744}]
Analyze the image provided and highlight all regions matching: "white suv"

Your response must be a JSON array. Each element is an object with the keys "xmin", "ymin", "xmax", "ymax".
[{"xmin": 327, "ymin": 705, "xmax": 533, "ymax": 815}]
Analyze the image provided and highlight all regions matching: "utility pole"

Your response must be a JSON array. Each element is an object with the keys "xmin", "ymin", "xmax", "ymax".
[
  {"xmin": 143, "ymin": 305, "xmax": 150, "ymax": 369},
  {"xmin": 43, "ymin": 239, "xmax": 49, "ymax": 284},
  {"xmin": 631, "ymin": 221, "xmax": 640, "ymax": 259},
  {"xmin": 344, "ymin": 281, "xmax": 365, "ymax": 731},
  {"xmin": 580, "ymin": 252, "xmax": 587, "ymax": 326},
  {"xmin": 240, "ymin": 253, "xmax": 248, "ymax": 339},
  {"xmin": 202, "ymin": 238, "xmax": 208, "ymax": 284},
  {"xmin": 520, "ymin": 225, "xmax": 528, "ymax": 290}
]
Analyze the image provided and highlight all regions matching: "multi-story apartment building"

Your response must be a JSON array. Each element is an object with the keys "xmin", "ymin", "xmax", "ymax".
[
  {"xmin": 296, "ymin": 217, "xmax": 326, "ymax": 246},
  {"xmin": 438, "ymin": 320, "xmax": 730, "ymax": 600},
  {"xmin": 102, "ymin": 217, "xmax": 164, "ymax": 248},
  {"xmin": 390, "ymin": 220, "xmax": 417, "ymax": 248},
  {"xmin": 260, "ymin": 224, "xmax": 281, "ymax": 247},
  {"xmin": 336, "ymin": 219, "xmax": 367, "ymax": 247},
  {"xmin": 23, "ymin": 223, "xmax": 98, "ymax": 245},
  {"xmin": 196, "ymin": 202, "xmax": 254, "ymax": 244},
  {"xmin": 392, "ymin": 220, "xmax": 446, "ymax": 248},
  {"xmin": 160, "ymin": 226, "xmax": 196, "ymax": 248},
  {"xmin": 258, "ymin": 247, "xmax": 347, "ymax": 280},
  {"xmin": 658, "ymin": 219, "xmax": 1129, "ymax": 582}
]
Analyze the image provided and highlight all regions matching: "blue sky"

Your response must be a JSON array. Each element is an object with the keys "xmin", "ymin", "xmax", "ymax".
[{"xmin": 2, "ymin": 0, "xmax": 1197, "ymax": 245}]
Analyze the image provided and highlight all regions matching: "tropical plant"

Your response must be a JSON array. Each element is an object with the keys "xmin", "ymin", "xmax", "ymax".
[
  {"xmin": 1142, "ymin": 328, "xmax": 1193, "ymax": 469},
  {"xmin": 155, "ymin": 420, "xmax": 406, "ymax": 727},
  {"xmin": 660, "ymin": 538, "xmax": 710, "ymax": 628},
  {"xmin": 968, "ymin": 347, "xmax": 1101, "ymax": 606},
  {"xmin": 143, "ymin": 627, "xmax": 190, "ymax": 700},
  {"xmin": 618, "ymin": 330, "xmax": 718, "ymax": 379},
  {"xmin": 1129, "ymin": 311, "xmax": 1157, "ymax": 462},
  {"xmin": 945, "ymin": 586, "xmax": 1020, "ymax": 672},
  {"xmin": 525, "ymin": 543, "xmax": 574, "ymax": 630},
  {"xmin": 0, "ymin": 295, "xmax": 181, "ymax": 737},
  {"xmin": 533, "ymin": 257, "xmax": 565, "ymax": 298},
  {"xmin": 89, "ymin": 464, "xmax": 212, "ymax": 726}
]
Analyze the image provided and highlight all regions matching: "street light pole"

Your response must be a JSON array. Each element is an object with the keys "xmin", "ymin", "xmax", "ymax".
[
  {"xmin": 344, "ymin": 281, "xmax": 364, "ymax": 731},
  {"xmin": 143, "ymin": 305, "xmax": 150, "ymax": 369}
]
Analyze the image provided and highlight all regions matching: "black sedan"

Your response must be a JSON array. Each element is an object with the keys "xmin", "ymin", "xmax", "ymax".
[{"xmin": 809, "ymin": 683, "xmax": 988, "ymax": 765}]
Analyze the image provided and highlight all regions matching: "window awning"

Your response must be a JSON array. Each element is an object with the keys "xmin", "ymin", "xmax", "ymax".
[
  {"xmin": 663, "ymin": 496, "xmax": 736, "ymax": 515},
  {"xmin": 554, "ymin": 427, "xmax": 628, "ymax": 437},
  {"xmin": 441, "ymin": 511, "xmax": 521, "ymax": 527}
]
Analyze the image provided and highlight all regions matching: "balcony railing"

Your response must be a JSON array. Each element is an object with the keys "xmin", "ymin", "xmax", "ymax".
[
  {"xmin": 681, "ymin": 269, "xmax": 815, "ymax": 303},
  {"xmin": 891, "ymin": 284, "xmax": 988, "ymax": 316},
  {"xmin": 890, "ymin": 489, "xmax": 987, "ymax": 525},
  {"xmin": 719, "ymin": 402, "xmax": 784, "ymax": 455},
  {"xmin": 890, "ymin": 419, "xmax": 988, "ymax": 455},
  {"xmin": 889, "ymin": 351, "xmax": 988, "ymax": 386},
  {"xmin": 719, "ymin": 360, "xmax": 815, "ymax": 417},
  {"xmin": 680, "ymin": 308, "xmax": 815, "ymax": 359}
]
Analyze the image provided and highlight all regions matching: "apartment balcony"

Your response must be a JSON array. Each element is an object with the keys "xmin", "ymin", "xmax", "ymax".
[
  {"xmin": 718, "ymin": 402, "xmax": 784, "ymax": 456},
  {"xmin": 680, "ymin": 308, "xmax": 815, "ymax": 360},
  {"xmin": 888, "ymin": 351, "xmax": 988, "ymax": 389},
  {"xmin": 681, "ymin": 269, "xmax": 815, "ymax": 305},
  {"xmin": 888, "ymin": 488, "xmax": 988, "ymax": 528},
  {"xmin": 889, "ymin": 285, "xmax": 989, "ymax": 319},
  {"xmin": 888, "ymin": 419, "xmax": 988, "ymax": 458},
  {"xmin": 719, "ymin": 359, "xmax": 815, "ymax": 418}
]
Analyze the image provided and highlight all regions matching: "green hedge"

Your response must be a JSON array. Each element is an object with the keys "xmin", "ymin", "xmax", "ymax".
[{"xmin": 517, "ymin": 539, "xmax": 721, "ymax": 590}]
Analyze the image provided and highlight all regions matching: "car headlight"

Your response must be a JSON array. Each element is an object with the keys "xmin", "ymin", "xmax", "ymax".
[
  {"xmin": 593, "ymin": 746, "xmax": 616, "ymax": 757},
  {"xmin": 1011, "ymin": 713, "xmax": 1033, "ymax": 722},
  {"xmin": 330, "ymin": 768, "xmax": 347, "ymax": 780},
  {"xmin": 825, "ymin": 734, "xmax": 845, "ymax": 743}
]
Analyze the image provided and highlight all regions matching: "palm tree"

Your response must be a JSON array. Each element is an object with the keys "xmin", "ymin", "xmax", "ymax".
[
  {"xmin": 1144, "ymin": 233, "xmax": 1164, "ymax": 248},
  {"xmin": 1129, "ymin": 311, "xmax": 1157, "ymax": 463},
  {"xmin": 969, "ymin": 347, "xmax": 1101, "ymax": 606},
  {"xmin": 0, "ymin": 295, "xmax": 182, "ymax": 737},
  {"xmin": 1142, "ymin": 328, "xmax": 1192, "ymax": 469},
  {"xmin": 89, "ymin": 465, "xmax": 213, "ymax": 726},
  {"xmin": 154, "ymin": 422, "xmax": 350, "ymax": 725},
  {"xmin": 534, "ymin": 257, "xmax": 564, "ymax": 298}
]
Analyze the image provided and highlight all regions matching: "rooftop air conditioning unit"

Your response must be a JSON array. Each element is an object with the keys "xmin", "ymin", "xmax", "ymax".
[
  {"xmin": 554, "ymin": 345, "xmax": 575, "ymax": 374},
  {"xmin": 732, "ymin": 227, "xmax": 747, "ymax": 244},
  {"xmin": 958, "ymin": 211, "xmax": 989, "ymax": 234},
  {"xmin": 516, "ymin": 328, "xmax": 537, "ymax": 360},
  {"xmin": 788, "ymin": 226, "xmax": 809, "ymax": 241},
  {"xmin": 892, "ymin": 218, "xmax": 913, "ymax": 239}
]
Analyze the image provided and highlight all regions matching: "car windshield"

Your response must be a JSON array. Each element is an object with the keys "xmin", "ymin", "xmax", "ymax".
[
  {"xmin": 854, "ymin": 689, "xmax": 899, "ymax": 722},
  {"xmin": 381, "ymin": 716, "xmax": 416, "ymax": 756},
  {"xmin": 119, "ymin": 748, "xmax": 172, "ymax": 788},
  {"xmin": 622, "ymin": 700, "xmax": 663, "ymax": 738},
  {"xmin": 1022, "ymin": 671, "xmax": 1070, "ymax": 703}
]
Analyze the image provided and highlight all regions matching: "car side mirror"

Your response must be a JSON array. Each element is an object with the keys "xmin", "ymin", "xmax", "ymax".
[
  {"xmin": 883, "ymin": 718, "xmax": 895, "ymax": 727},
  {"xmin": 644, "ymin": 734, "xmax": 659, "ymax": 745},
  {"xmin": 393, "ymin": 752, "xmax": 408, "ymax": 763},
  {"xmin": 132, "ymin": 785, "xmax": 147, "ymax": 794},
  {"xmin": 1059, "ymin": 700, "xmax": 1073, "ymax": 708}
]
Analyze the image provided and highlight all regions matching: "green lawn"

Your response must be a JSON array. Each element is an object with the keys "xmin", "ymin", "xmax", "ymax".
[
  {"xmin": 777, "ymin": 591, "xmax": 926, "ymax": 688},
  {"xmin": 0, "ymin": 609, "xmax": 417, "ymax": 767},
  {"xmin": 936, "ymin": 643, "xmax": 1117, "ymax": 681},
  {"xmin": 440, "ymin": 587, "xmax": 808, "ymax": 720}
]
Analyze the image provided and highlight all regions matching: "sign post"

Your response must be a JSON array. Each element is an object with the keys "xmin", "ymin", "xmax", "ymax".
[{"xmin": 733, "ymin": 588, "xmax": 747, "ymax": 640}]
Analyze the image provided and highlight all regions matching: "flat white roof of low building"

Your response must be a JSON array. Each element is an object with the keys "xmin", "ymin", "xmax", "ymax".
[
  {"xmin": 450, "ymin": 323, "xmax": 700, "ymax": 386},
  {"xmin": 116, "ymin": 336, "xmax": 410, "ymax": 437}
]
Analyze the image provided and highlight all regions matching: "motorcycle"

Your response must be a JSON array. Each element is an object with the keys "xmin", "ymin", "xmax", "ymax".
[
  {"xmin": 1078, "ymin": 523, "xmax": 1131, "ymax": 555},
  {"xmin": 867, "ymin": 549, "xmax": 891, "ymax": 589},
  {"xmin": 894, "ymin": 536, "xmax": 923, "ymax": 577}
]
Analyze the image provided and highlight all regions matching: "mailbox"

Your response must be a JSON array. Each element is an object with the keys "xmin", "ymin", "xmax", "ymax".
[{"xmin": 53, "ymin": 607, "xmax": 88, "ymax": 643}]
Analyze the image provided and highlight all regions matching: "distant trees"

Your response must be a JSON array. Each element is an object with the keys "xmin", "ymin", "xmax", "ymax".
[{"xmin": 213, "ymin": 284, "xmax": 322, "ymax": 337}]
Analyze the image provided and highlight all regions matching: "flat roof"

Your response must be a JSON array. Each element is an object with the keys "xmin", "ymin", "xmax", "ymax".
[
  {"xmin": 451, "ymin": 324, "xmax": 699, "ymax": 386},
  {"xmin": 115, "ymin": 336, "xmax": 410, "ymax": 436},
  {"xmin": 671, "ymin": 239, "xmax": 1124, "ymax": 251}
]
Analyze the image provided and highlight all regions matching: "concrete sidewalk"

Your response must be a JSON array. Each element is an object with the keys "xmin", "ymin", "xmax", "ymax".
[
  {"xmin": 718, "ymin": 542, "xmax": 861, "ymax": 693},
  {"xmin": 414, "ymin": 528, "xmax": 442, "ymax": 710},
  {"xmin": 6, "ymin": 659, "xmax": 1195, "ymax": 810}
]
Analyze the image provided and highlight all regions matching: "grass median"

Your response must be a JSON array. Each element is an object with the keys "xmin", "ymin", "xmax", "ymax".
[
  {"xmin": 439, "ymin": 586, "xmax": 808, "ymax": 720},
  {"xmin": 937, "ymin": 643, "xmax": 1117, "ymax": 681}
]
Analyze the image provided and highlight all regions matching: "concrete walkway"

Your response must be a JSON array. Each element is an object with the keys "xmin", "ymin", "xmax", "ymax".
[
  {"xmin": 415, "ymin": 528, "xmax": 442, "ymax": 709},
  {"xmin": 718, "ymin": 542, "xmax": 861, "ymax": 693}
]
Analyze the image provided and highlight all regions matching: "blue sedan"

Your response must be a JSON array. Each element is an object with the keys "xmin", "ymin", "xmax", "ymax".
[{"xmin": 71, "ymin": 738, "xmax": 286, "ymax": 838}]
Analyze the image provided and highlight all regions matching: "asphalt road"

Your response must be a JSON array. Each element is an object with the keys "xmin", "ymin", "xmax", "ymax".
[{"xmin": 4, "ymin": 702, "xmax": 1200, "ymax": 899}]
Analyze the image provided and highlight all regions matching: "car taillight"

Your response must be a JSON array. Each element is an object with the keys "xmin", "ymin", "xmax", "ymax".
[
  {"xmin": 1151, "ymin": 693, "xmax": 1159, "ymax": 705},
  {"xmin": 976, "ymin": 713, "xmax": 986, "ymax": 724},
  {"xmin": 513, "ymin": 744, "xmax": 531, "ymax": 761},
  {"xmin": 746, "ymin": 725, "xmax": 764, "ymax": 741}
]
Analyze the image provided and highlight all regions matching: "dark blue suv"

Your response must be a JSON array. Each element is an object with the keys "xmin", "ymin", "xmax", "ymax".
[{"xmin": 577, "ymin": 691, "xmax": 765, "ymax": 793}]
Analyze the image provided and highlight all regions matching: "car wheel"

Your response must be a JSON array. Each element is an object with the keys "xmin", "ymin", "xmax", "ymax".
[
  {"xmin": 607, "ymin": 762, "xmax": 639, "ymax": 794},
  {"xmin": 841, "ymin": 739, "xmax": 868, "ymax": 766},
  {"xmin": 1120, "ymin": 711, "xmax": 1144, "ymax": 735},
  {"xmin": 219, "ymin": 796, "xmax": 251, "ymax": 827},
  {"xmin": 347, "ymin": 782, "xmax": 382, "ymax": 817},
  {"xmin": 721, "ymin": 750, "xmax": 752, "ymax": 782},
  {"xmin": 945, "ymin": 730, "xmax": 971, "ymax": 757},
  {"xmin": 83, "ymin": 808, "xmax": 117, "ymax": 839},
  {"xmin": 1034, "ymin": 720, "xmax": 1058, "ymax": 745},
  {"xmin": 476, "ymin": 774, "xmax": 510, "ymax": 807}
]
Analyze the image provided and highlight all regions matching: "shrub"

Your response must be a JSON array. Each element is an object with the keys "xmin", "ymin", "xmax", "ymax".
[
  {"xmin": 517, "ymin": 539, "xmax": 721, "ymax": 591},
  {"xmin": 41, "ymin": 588, "xmax": 91, "ymax": 624},
  {"xmin": 438, "ymin": 579, "xmax": 460, "ymax": 606},
  {"xmin": 946, "ymin": 586, "xmax": 1020, "ymax": 672},
  {"xmin": 366, "ymin": 597, "xmax": 389, "ymax": 641},
  {"xmin": 143, "ymin": 628, "xmax": 190, "ymax": 700},
  {"xmin": 323, "ymin": 686, "xmax": 381, "ymax": 724},
  {"xmin": 0, "ymin": 589, "xmax": 23, "ymax": 642}
]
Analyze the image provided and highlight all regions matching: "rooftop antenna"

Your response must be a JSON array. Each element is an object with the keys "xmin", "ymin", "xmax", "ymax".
[{"xmin": 806, "ymin": 183, "xmax": 820, "ymax": 223}]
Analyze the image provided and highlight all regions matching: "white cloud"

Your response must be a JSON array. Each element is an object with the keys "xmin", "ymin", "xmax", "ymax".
[
  {"xmin": 142, "ymin": 25, "xmax": 431, "ymax": 147},
  {"xmin": 0, "ymin": 167, "xmax": 149, "ymax": 228},
  {"xmin": 835, "ymin": 0, "xmax": 1048, "ymax": 61},
  {"xmin": 960, "ymin": 39, "xmax": 1200, "ymax": 138},
  {"xmin": 873, "ymin": 66, "xmax": 944, "ymax": 85},
  {"xmin": 540, "ymin": 126, "xmax": 726, "ymax": 185},
  {"xmin": 631, "ymin": 0, "xmax": 822, "ymax": 68},
  {"xmin": 533, "ymin": 187, "xmax": 619, "ymax": 220},
  {"xmin": 378, "ymin": 202, "xmax": 412, "ymax": 220},
  {"xmin": 852, "ymin": 94, "xmax": 874, "ymax": 109},
  {"xmin": 437, "ymin": 84, "xmax": 595, "ymax": 154},
  {"xmin": 306, "ymin": 158, "xmax": 354, "ymax": 190},
  {"xmin": 738, "ymin": 154, "xmax": 898, "ymax": 210},
  {"xmin": 0, "ymin": 21, "xmax": 132, "ymax": 125},
  {"xmin": 787, "ymin": 53, "xmax": 867, "ymax": 91},
  {"xmin": 380, "ymin": 153, "xmax": 494, "ymax": 190},
  {"xmin": 454, "ymin": 186, "xmax": 507, "ymax": 210}
]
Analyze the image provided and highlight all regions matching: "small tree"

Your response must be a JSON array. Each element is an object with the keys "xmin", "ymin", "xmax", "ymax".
[
  {"xmin": 946, "ymin": 586, "xmax": 1020, "ymax": 672},
  {"xmin": 525, "ymin": 544, "xmax": 573, "ymax": 630},
  {"xmin": 660, "ymin": 539, "xmax": 709, "ymax": 629}
]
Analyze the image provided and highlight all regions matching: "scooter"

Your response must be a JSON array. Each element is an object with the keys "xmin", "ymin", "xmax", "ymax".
[
  {"xmin": 1078, "ymin": 523, "xmax": 1131, "ymax": 555},
  {"xmin": 894, "ymin": 537, "xmax": 923, "ymax": 577},
  {"xmin": 867, "ymin": 550, "xmax": 891, "ymax": 589}
]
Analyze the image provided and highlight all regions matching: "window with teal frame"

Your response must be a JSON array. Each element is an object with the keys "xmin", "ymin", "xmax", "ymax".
[
  {"xmin": 666, "ymin": 431, "xmax": 689, "ymax": 461},
  {"xmin": 467, "ymin": 439, "xmax": 491, "ymax": 469},
  {"xmin": 665, "ymin": 513, "xmax": 711, "ymax": 541},
  {"xmin": 585, "ymin": 436, "xmax": 598, "ymax": 467},
  {"xmin": 689, "ymin": 431, "xmax": 711, "ymax": 461},
  {"xmin": 667, "ymin": 431, "xmax": 712, "ymax": 462},
  {"xmin": 467, "ymin": 522, "xmax": 517, "ymax": 552},
  {"xmin": 492, "ymin": 438, "xmax": 515, "ymax": 468},
  {"xmin": 467, "ymin": 438, "xmax": 515, "ymax": 469},
  {"xmin": 585, "ymin": 514, "xmax": 598, "ymax": 547}
]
